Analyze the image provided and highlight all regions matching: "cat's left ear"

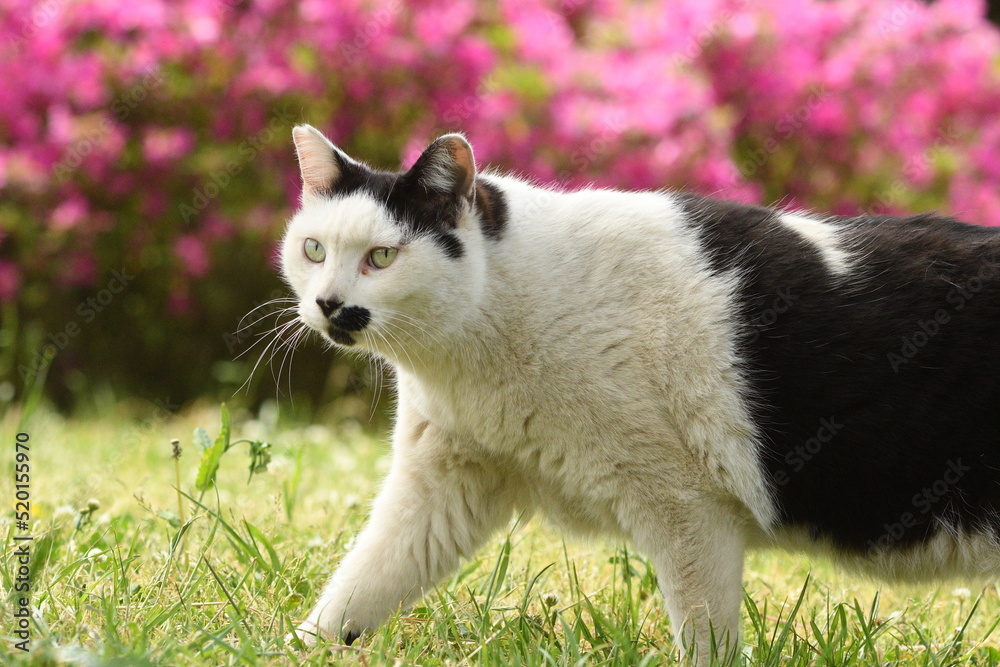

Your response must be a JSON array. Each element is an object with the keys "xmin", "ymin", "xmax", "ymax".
[{"xmin": 408, "ymin": 134, "xmax": 476, "ymax": 203}]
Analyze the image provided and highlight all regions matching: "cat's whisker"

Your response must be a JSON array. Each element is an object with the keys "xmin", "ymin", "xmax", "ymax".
[
  {"xmin": 361, "ymin": 329, "xmax": 385, "ymax": 421},
  {"xmin": 359, "ymin": 330, "xmax": 381, "ymax": 420},
  {"xmin": 374, "ymin": 322, "xmax": 421, "ymax": 372},
  {"xmin": 271, "ymin": 321, "xmax": 307, "ymax": 399},
  {"xmin": 378, "ymin": 310, "xmax": 446, "ymax": 352},
  {"xmin": 274, "ymin": 322, "xmax": 306, "ymax": 405},
  {"xmin": 234, "ymin": 315, "xmax": 300, "ymax": 360},
  {"xmin": 236, "ymin": 334, "xmax": 280, "ymax": 395},
  {"xmin": 271, "ymin": 323, "xmax": 298, "ymax": 385},
  {"xmin": 235, "ymin": 305, "xmax": 298, "ymax": 335},
  {"xmin": 237, "ymin": 297, "xmax": 298, "ymax": 330},
  {"xmin": 288, "ymin": 326, "xmax": 309, "ymax": 401},
  {"xmin": 379, "ymin": 308, "xmax": 445, "ymax": 336},
  {"xmin": 266, "ymin": 319, "xmax": 302, "ymax": 382},
  {"xmin": 236, "ymin": 317, "xmax": 302, "ymax": 395}
]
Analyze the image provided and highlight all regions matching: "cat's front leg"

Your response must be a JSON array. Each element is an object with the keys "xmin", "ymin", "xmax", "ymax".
[
  {"xmin": 620, "ymin": 495, "xmax": 747, "ymax": 666},
  {"xmin": 294, "ymin": 424, "xmax": 515, "ymax": 646}
]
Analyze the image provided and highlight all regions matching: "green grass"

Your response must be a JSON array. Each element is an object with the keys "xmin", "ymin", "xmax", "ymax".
[{"xmin": 2, "ymin": 402, "xmax": 1000, "ymax": 666}]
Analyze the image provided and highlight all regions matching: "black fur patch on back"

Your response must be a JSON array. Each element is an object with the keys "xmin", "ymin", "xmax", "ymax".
[
  {"xmin": 316, "ymin": 156, "xmax": 507, "ymax": 256},
  {"xmin": 678, "ymin": 192, "xmax": 1000, "ymax": 554}
]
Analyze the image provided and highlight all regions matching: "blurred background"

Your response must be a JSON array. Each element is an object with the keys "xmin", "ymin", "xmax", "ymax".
[{"xmin": 2, "ymin": 0, "xmax": 1000, "ymax": 427}]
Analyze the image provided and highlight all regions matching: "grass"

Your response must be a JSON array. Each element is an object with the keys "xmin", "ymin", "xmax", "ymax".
[{"xmin": 2, "ymin": 401, "xmax": 1000, "ymax": 666}]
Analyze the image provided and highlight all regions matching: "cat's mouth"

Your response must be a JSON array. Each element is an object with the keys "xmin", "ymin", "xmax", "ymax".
[{"xmin": 325, "ymin": 305, "xmax": 372, "ymax": 347}]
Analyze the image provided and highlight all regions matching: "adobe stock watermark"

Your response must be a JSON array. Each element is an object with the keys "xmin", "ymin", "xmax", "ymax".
[
  {"xmin": 520, "ymin": 115, "xmax": 626, "ymax": 222},
  {"xmin": 558, "ymin": 115, "xmax": 627, "ymax": 181},
  {"xmin": 888, "ymin": 258, "xmax": 1000, "ymax": 372},
  {"xmin": 3, "ymin": 0, "xmax": 67, "ymax": 57},
  {"xmin": 53, "ymin": 68, "xmax": 165, "ymax": 182},
  {"xmin": 178, "ymin": 107, "xmax": 294, "ymax": 223},
  {"xmin": 670, "ymin": 0, "xmax": 750, "ymax": 70},
  {"xmin": 440, "ymin": 71, "xmax": 502, "ymax": 129},
  {"xmin": 747, "ymin": 288, "xmax": 798, "ymax": 343},
  {"xmin": 876, "ymin": 0, "xmax": 919, "ymax": 35},
  {"xmin": 736, "ymin": 84, "xmax": 829, "ymax": 179},
  {"xmin": 773, "ymin": 416, "xmax": 844, "ymax": 486},
  {"xmin": 866, "ymin": 459, "xmax": 971, "ymax": 551},
  {"xmin": 339, "ymin": 0, "xmax": 403, "ymax": 62},
  {"xmin": 18, "ymin": 269, "xmax": 135, "ymax": 382}
]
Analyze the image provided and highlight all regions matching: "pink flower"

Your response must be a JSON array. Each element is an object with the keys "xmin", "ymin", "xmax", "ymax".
[
  {"xmin": 174, "ymin": 235, "xmax": 210, "ymax": 278},
  {"xmin": 1, "ymin": 0, "xmax": 1000, "ymax": 343},
  {"xmin": 49, "ymin": 196, "xmax": 89, "ymax": 231},
  {"xmin": 143, "ymin": 128, "xmax": 196, "ymax": 163},
  {"xmin": 413, "ymin": 0, "xmax": 475, "ymax": 50}
]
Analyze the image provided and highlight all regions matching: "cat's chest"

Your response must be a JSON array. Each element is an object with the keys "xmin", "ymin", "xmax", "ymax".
[
  {"xmin": 406, "ymin": 370, "xmax": 544, "ymax": 449},
  {"xmin": 402, "ymin": 372, "xmax": 638, "ymax": 535},
  {"xmin": 402, "ymin": 333, "xmax": 649, "ymax": 449}
]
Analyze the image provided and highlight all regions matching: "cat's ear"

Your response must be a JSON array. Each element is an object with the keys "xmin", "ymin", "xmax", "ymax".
[
  {"xmin": 408, "ymin": 134, "xmax": 476, "ymax": 202},
  {"xmin": 292, "ymin": 124, "xmax": 348, "ymax": 198}
]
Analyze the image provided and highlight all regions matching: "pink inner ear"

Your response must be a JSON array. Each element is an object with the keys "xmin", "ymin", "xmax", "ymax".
[
  {"xmin": 293, "ymin": 127, "xmax": 341, "ymax": 195},
  {"xmin": 444, "ymin": 137, "xmax": 476, "ymax": 196}
]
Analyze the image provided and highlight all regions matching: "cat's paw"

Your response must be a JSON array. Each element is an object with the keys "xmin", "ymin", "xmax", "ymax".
[
  {"xmin": 286, "ymin": 620, "xmax": 321, "ymax": 649},
  {"xmin": 287, "ymin": 617, "xmax": 360, "ymax": 649}
]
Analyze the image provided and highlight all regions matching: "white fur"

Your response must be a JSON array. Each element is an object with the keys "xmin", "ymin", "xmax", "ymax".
[
  {"xmin": 756, "ymin": 524, "xmax": 1000, "ymax": 583},
  {"xmin": 779, "ymin": 212, "xmax": 851, "ymax": 275}
]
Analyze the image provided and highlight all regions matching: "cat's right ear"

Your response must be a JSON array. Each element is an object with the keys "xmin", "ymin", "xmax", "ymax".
[{"xmin": 292, "ymin": 124, "xmax": 348, "ymax": 198}]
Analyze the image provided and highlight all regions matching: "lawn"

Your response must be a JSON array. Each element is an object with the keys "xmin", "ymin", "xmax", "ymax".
[{"xmin": 2, "ymin": 401, "xmax": 999, "ymax": 666}]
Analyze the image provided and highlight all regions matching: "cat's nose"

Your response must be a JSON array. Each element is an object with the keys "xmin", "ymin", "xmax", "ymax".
[{"xmin": 316, "ymin": 297, "xmax": 344, "ymax": 319}]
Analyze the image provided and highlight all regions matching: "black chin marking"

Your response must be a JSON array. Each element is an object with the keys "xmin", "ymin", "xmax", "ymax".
[
  {"xmin": 333, "ymin": 305, "xmax": 371, "ymax": 331},
  {"xmin": 327, "ymin": 327, "xmax": 356, "ymax": 346}
]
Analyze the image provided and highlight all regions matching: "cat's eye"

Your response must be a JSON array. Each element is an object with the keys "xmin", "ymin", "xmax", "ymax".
[
  {"xmin": 369, "ymin": 247, "xmax": 398, "ymax": 269},
  {"xmin": 303, "ymin": 238, "xmax": 325, "ymax": 263}
]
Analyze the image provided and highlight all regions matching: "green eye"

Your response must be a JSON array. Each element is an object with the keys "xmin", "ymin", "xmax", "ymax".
[
  {"xmin": 369, "ymin": 247, "xmax": 398, "ymax": 269},
  {"xmin": 303, "ymin": 238, "xmax": 325, "ymax": 263}
]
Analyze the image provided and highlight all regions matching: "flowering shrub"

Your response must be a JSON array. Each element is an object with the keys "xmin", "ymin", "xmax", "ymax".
[{"xmin": 1, "ymin": 0, "xmax": 999, "ymax": 407}]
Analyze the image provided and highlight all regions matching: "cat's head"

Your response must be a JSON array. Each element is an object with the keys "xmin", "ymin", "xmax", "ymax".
[{"xmin": 281, "ymin": 125, "xmax": 498, "ymax": 362}]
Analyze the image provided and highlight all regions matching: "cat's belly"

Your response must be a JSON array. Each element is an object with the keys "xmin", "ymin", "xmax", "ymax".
[
  {"xmin": 753, "ymin": 524, "xmax": 1000, "ymax": 582},
  {"xmin": 509, "ymin": 439, "xmax": 628, "ymax": 538}
]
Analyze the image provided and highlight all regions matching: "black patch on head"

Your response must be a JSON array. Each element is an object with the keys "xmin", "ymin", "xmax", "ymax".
[
  {"xmin": 475, "ymin": 178, "xmax": 509, "ymax": 240},
  {"xmin": 679, "ymin": 192, "xmax": 1000, "ymax": 555},
  {"xmin": 333, "ymin": 305, "xmax": 371, "ymax": 331},
  {"xmin": 436, "ymin": 232, "xmax": 464, "ymax": 259},
  {"xmin": 315, "ymin": 151, "xmax": 506, "ymax": 257}
]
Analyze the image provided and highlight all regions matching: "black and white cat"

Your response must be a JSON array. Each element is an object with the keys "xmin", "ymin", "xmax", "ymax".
[{"xmin": 281, "ymin": 124, "xmax": 1000, "ymax": 664}]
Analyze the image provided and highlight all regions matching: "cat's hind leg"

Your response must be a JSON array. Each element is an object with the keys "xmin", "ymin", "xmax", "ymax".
[{"xmin": 619, "ymin": 494, "xmax": 748, "ymax": 666}]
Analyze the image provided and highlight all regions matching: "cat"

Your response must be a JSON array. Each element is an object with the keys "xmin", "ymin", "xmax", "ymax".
[{"xmin": 280, "ymin": 123, "xmax": 1000, "ymax": 664}]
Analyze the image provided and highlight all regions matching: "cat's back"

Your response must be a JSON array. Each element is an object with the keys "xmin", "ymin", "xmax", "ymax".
[{"xmin": 674, "ymin": 192, "xmax": 1000, "ymax": 556}]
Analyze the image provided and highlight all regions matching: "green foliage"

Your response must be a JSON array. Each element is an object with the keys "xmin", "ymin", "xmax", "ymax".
[{"xmin": 194, "ymin": 405, "xmax": 271, "ymax": 493}]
